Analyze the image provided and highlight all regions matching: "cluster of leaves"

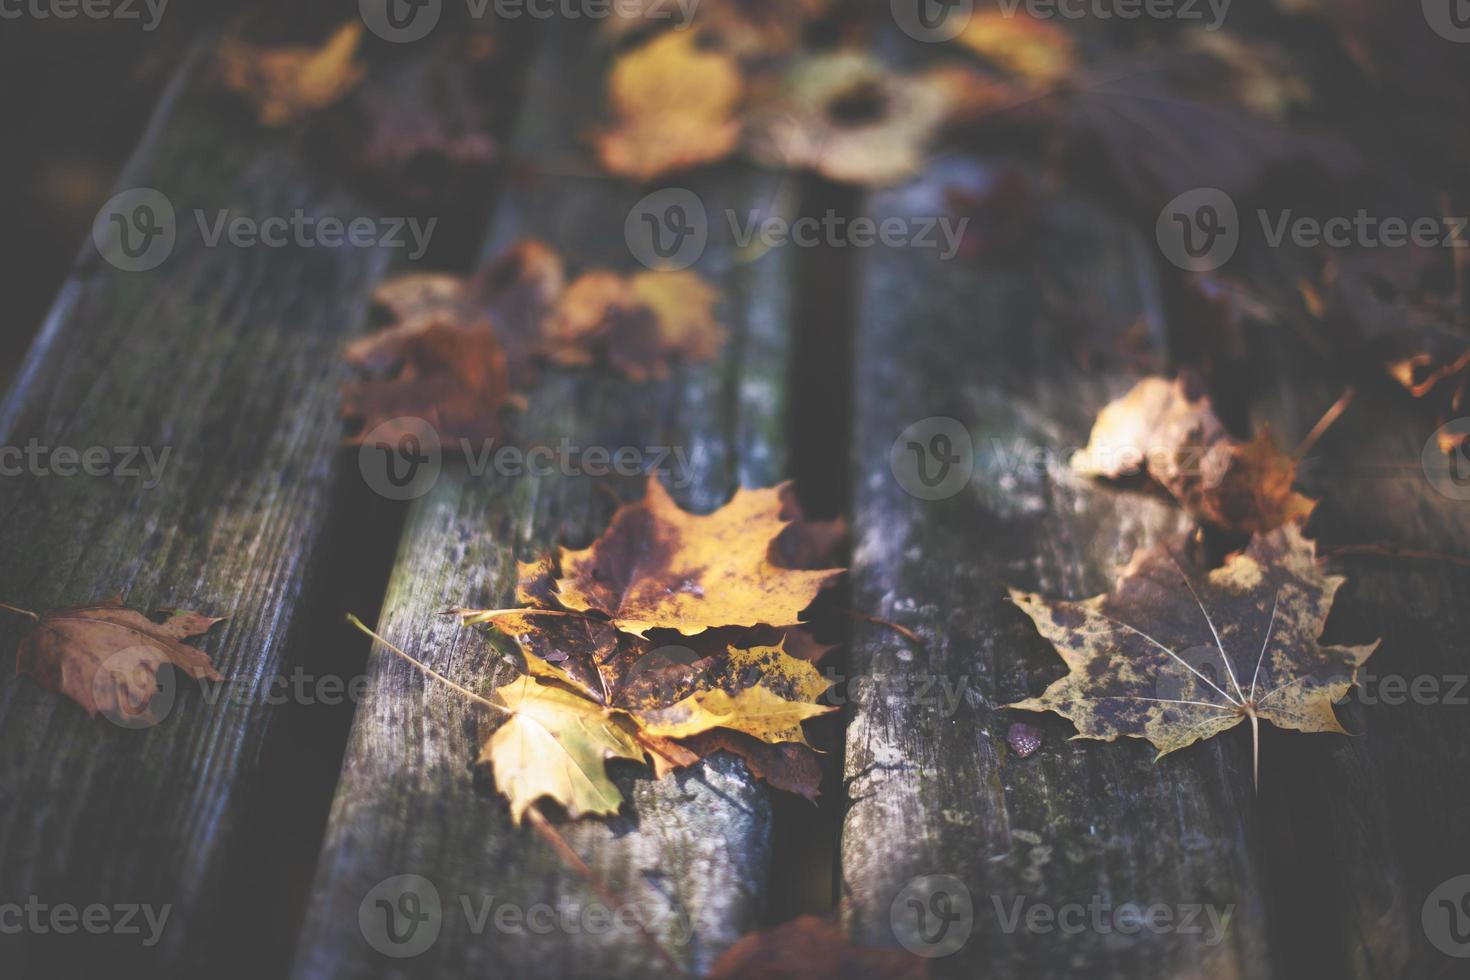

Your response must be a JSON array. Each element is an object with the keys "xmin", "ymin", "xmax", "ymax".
[
  {"xmin": 340, "ymin": 239, "xmax": 726, "ymax": 446},
  {"xmin": 1010, "ymin": 365, "xmax": 1380, "ymax": 781},
  {"xmin": 594, "ymin": 9, "xmax": 1047, "ymax": 187},
  {"xmin": 439, "ymin": 479, "xmax": 844, "ymax": 822}
]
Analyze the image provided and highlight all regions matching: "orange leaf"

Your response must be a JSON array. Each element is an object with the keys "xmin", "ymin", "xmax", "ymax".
[{"xmin": 15, "ymin": 597, "xmax": 225, "ymax": 725}]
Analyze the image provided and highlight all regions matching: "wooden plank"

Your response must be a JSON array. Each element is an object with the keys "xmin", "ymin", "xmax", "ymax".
[
  {"xmin": 293, "ymin": 24, "xmax": 795, "ymax": 978},
  {"xmin": 0, "ymin": 49, "xmax": 399, "ymax": 976},
  {"xmin": 840, "ymin": 158, "xmax": 1275, "ymax": 977},
  {"xmin": 1247, "ymin": 313, "xmax": 1470, "ymax": 978}
]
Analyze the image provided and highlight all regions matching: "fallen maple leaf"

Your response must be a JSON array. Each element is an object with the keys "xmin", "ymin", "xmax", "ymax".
[
  {"xmin": 481, "ymin": 676, "xmax": 647, "ymax": 824},
  {"xmin": 709, "ymin": 916, "xmax": 927, "ymax": 980},
  {"xmin": 630, "ymin": 664, "xmax": 833, "ymax": 746},
  {"xmin": 597, "ymin": 30, "xmax": 744, "ymax": 180},
  {"xmin": 554, "ymin": 478, "xmax": 842, "ymax": 637},
  {"xmin": 1073, "ymin": 376, "xmax": 1316, "ymax": 533},
  {"xmin": 746, "ymin": 53, "xmax": 1006, "ymax": 187},
  {"xmin": 1008, "ymin": 524, "xmax": 1379, "ymax": 785},
  {"xmin": 13, "ymin": 597, "xmax": 225, "ymax": 724},
  {"xmin": 340, "ymin": 318, "xmax": 519, "ymax": 447},
  {"xmin": 216, "ymin": 21, "xmax": 366, "ymax": 127}
]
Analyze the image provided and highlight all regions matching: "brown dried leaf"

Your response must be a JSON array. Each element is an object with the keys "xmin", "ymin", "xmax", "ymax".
[
  {"xmin": 340, "ymin": 319, "xmax": 517, "ymax": 446},
  {"xmin": 1074, "ymin": 376, "xmax": 1316, "ymax": 533},
  {"xmin": 677, "ymin": 729, "xmax": 825, "ymax": 801},
  {"xmin": 369, "ymin": 239, "xmax": 567, "ymax": 372},
  {"xmin": 1009, "ymin": 525, "xmax": 1379, "ymax": 779},
  {"xmin": 16, "ymin": 598, "xmax": 225, "ymax": 724},
  {"xmin": 216, "ymin": 21, "xmax": 366, "ymax": 127}
]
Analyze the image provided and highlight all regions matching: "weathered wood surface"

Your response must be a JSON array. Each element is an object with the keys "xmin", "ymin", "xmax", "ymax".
[
  {"xmin": 293, "ymin": 24, "xmax": 795, "ymax": 979},
  {"xmin": 1247, "ymin": 311, "xmax": 1470, "ymax": 978},
  {"xmin": 0, "ymin": 49, "xmax": 396, "ymax": 976},
  {"xmin": 840, "ymin": 158, "xmax": 1273, "ymax": 978}
]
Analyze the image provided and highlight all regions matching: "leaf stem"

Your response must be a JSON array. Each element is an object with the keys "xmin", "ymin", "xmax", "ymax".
[
  {"xmin": 846, "ymin": 610, "xmax": 925, "ymax": 646},
  {"xmin": 0, "ymin": 601, "xmax": 39, "ymax": 623},
  {"xmin": 345, "ymin": 614, "xmax": 509, "ymax": 715},
  {"xmin": 1293, "ymin": 386, "xmax": 1356, "ymax": 462},
  {"xmin": 1246, "ymin": 706, "xmax": 1260, "ymax": 795},
  {"xmin": 448, "ymin": 607, "xmax": 593, "ymax": 625},
  {"xmin": 525, "ymin": 805, "xmax": 690, "ymax": 978}
]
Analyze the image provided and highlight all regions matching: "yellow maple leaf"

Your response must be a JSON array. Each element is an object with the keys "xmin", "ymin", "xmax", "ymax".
[
  {"xmin": 597, "ymin": 30, "xmax": 744, "ymax": 180},
  {"xmin": 555, "ymin": 479, "xmax": 842, "ymax": 637},
  {"xmin": 481, "ymin": 677, "xmax": 647, "ymax": 824},
  {"xmin": 633, "ymin": 685, "xmax": 834, "ymax": 746}
]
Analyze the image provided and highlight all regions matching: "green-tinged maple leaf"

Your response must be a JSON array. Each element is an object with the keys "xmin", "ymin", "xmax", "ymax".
[{"xmin": 481, "ymin": 676, "xmax": 646, "ymax": 824}]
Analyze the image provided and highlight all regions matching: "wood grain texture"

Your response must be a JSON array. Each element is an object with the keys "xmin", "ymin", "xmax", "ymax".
[
  {"xmin": 840, "ymin": 158, "xmax": 1273, "ymax": 978},
  {"xmin": 292, "ymin": 24, "xmax": 797, "ymax": 979},
  {"xmin": 0, "ymin": 50, "xmax": 394, "ymax": 977},
  {"xmin": 1248, "ymin": 322, "xmax": 1470, "ymax": 979}
]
